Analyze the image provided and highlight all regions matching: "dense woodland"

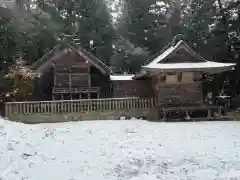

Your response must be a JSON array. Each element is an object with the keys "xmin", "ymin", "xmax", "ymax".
[{"xmin": 1, "ymin": 0, "xmax": 240, "ymax": 100}]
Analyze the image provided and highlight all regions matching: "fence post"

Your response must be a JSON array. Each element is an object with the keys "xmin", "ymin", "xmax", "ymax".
[{"xmin": 4, "ymin": 103, "xmax": 9, "ymax": 117}]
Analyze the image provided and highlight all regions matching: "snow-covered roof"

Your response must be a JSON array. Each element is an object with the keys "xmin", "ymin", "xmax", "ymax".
[
  {"xmin": 141, "ymin": 38, "xmax": 236, "ymax": 74},
  {"xmin": 110, "ymin": 74, "xmax": 134, "ymax": 81},
  {"xmin": 0, "ymin": 0, "xmax": 15, "ymax": 9},
  {"xmin": 143, "ymin": 61, "xmax": 236, "ymax": 74},
  {"xmin": 147, "ymin": 40, "xmax": 208, "ymax": 66},
  {"xmin": 0, "ymin": 6, "xmax": 13, "ymax": 18}
]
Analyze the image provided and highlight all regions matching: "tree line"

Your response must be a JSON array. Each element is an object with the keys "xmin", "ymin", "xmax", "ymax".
[{"xmin": 1, "ymin": 0, "xmax": 240, "ymax": 98}]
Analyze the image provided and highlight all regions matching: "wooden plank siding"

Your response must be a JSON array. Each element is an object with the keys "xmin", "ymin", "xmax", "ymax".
[
  {"xmin": 53, "ymin": 49, "xmax": 91, "ymax": 89},
  {"xmin": 157, "ymin": 83, "xmax": 203, "ymax": 106},
  {"xmin": 150, "ymin": 72, "xmax": 204, "ymax": 106},
  {"xmin": 111, "ymin": 80, "xmax": 153, "ymax": 98}
]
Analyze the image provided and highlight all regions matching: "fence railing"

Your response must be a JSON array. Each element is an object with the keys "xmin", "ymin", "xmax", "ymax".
[{"xmin": 5, "ymin": 97, "xmax": 156, "ymax": 116}]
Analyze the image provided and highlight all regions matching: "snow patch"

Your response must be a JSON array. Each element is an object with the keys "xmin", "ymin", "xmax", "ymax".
[
  {"xmin": 0, "ymin": 117, "xmax": 240, "ymax": 180},
  {"xmin": 110, "ymin": 74, "xmax": 134, "ymax": 81},
  {"xmin": 118, "ymin": 116, "xmax": 146, "ymax": 120}
]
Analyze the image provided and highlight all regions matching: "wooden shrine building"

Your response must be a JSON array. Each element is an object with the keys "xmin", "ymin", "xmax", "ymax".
[
  {"xmin": 31, "ymin": 43, "xmax": 112, "ymax": 100},
  {"xmin": 132, "ymin": 35, "xmax": 235, "ymax": 120}
]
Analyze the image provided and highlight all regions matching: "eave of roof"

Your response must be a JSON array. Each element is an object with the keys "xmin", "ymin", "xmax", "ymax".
[{"xmin": 143, "ymin": 61, "xmax": 236, "ymax": 73}]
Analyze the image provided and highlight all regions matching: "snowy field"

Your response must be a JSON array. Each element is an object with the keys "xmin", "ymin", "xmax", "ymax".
[{"xmin": 1, "ymin": 119, "xmax": 240, "ymax": 180}]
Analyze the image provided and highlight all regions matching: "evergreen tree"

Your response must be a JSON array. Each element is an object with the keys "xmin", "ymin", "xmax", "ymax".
[
  {"xmin": 110, "ymin": 38, "xmax": 149, "ymax": 73},
  {"xmin": 74, "ymin": 0, "xmax": 115, "ymax": 64},
  {"xmin": 118, "ymin": 0, "xmax": 171, "ymax": 55},
  {"xmin": 37, "ymin": 0, "xmax": 115, "ymax": 64},
  {"xmin": 111, "ymin": 0, "xmax": 181, "ymax": 73}
]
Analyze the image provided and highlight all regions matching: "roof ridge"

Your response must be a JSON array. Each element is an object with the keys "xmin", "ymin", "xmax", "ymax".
[{"xmin": 70, "ymin": 42, "xmax": 113, "ymax": 74}]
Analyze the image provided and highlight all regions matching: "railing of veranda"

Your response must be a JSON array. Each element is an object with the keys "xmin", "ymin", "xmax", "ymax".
[{"xmin": 5, "ymin": 97, "xmax": 156, "ymax": 116}]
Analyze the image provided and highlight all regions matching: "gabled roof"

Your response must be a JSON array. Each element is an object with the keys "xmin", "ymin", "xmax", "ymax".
[
  {"xmin": 137, "ymin": 37, "xmax": 235, "ymax": 75},
  {"xmin": 70, "ymin": 43, "xmax": 113, "ymax": 74},
  {"xmin": 133, "ymin": 36, "xmax": 236, "ymax": 79},
  {"xmin": 31, "ymin": 43, "xmax": 113, "ymax": 75},
  {"xmin": 147, "ymin": 40, "xmax": 208, "ymax": 65}
]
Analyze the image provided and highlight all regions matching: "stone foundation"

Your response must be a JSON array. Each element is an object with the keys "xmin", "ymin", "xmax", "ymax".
[{"xmin": 7, "ymin": 108, "xmax": 158, "ymax": 124}]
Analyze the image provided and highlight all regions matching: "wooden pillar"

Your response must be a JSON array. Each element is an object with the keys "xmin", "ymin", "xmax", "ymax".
[
  {"xmin": 218, "ymin": 106, "xmax": 222, "ymax": 116},
  {"xmin": 61, "ymin": 94, "xmax": 64, "ymax": 100},
  {"xmin": 163, "ymin": 109, "xmax": 167, "ymax": 121},
  {"xmin": 79, "ymin": 93, "xmax": 82, "ymax": 99},
  {"xmin": 185, "ymin": 109, "xmax": 190, "ymax": 120},
  {"xmin": 224, "ymin": 101, "xmax": 229, "ymax": 116},
  {"xmin": 88, "ymin": 93, "xmax": 91, "ymax": 99},
  {"xmin": 88, "ymin": 66, "xmax": 91, "ymax": 87},
  {"xmin": 226, "ymin": 99, "xmax": 230, "ymax": 109},
  {"xmin": 52, "ymin": 95, "xmax": 55, "ymax": 100},
  {"xmin": 207, "ymin": 109, "xmax": 211, "ymax": 119},
  {"xmin": 53, "ymin": 72, "xmax": 56, "ymax": 87},
  {"xmin": 69, "ymin": 73, "xmax": 71, "ymax": 89}
]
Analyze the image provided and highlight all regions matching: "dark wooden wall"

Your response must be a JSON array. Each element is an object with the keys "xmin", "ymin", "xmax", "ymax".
[
  {"xmin": 111, "ymin": 80, "xmax": 153, "ymax": 98},
  {"xmin": 53, "ymin": 49, "xmax": 90, "ymax": 89},
  {"xmin": 150, "ymin": 72, "xmax": 204, "ymax": 106},
  {"xmin": 157, "ymin": 83, "xmax": 203, "ymax": 106},
  {"xmin": 34, "ymin": 48, "xmax": 112, "ymax": 100},
  {"xmin": 91, "ymin": 66, "xmax": 111, "ymax": 98},
  {"xmin": 33, "ymin": 67, "xmax": 54, "ymax": 101}
]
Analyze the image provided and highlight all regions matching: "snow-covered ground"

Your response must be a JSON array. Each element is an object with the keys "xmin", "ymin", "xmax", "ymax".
[{"xmin": 1, "ymin": 119, "xmax": 240, "ymax": 180}]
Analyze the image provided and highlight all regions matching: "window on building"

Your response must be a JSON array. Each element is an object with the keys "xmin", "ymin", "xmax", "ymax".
[
  {"xmin": 166, "ymin": 74, "xmax": 178, "ymax": 83},
  {"xmin": 160, "ymin": 75, "xmax": 166, "ymax": 82},
  {"xmin": 182, "ymin": 72, "xmax": 193, "ymax": 83},
  {"xmin": 177, "ymin": 73, "xmax": 182, "ymax": 82},
  {"xmin": 71, "ymin": 66, "xmax": 89, "ymax": 73},
  {"xmin": 72, "ymin": 94, "xmax": 80, "ymax": 100},
  {"xmin": 81, "ymin": 93, "xmax": 89, "ymax": 99},
  {"xmin": 193, "ymin": 72, "xmax": 202, "ymax": 81},
  {"xmin": 90, "ymin": 93, "xmax": 98, "ymax": 99}
]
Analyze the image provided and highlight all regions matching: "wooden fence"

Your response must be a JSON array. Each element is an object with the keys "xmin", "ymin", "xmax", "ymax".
[{"xmin": 5, "ymin": 97, "xmax": 156, "ymax": 116}]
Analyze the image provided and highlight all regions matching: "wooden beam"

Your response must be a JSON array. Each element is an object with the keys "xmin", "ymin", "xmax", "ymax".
[
  {"xmin": 207, "ymin": 109, "xmax": 211, "ymax": 118},
  {"xmin": 55, "ymin": 73, "xmax": 89, "ymax": 76},
  {"xmin": 88, "ymin": 66, "xmax": 91, "ymax": 87},
  {"xmin": 69, "ymin": 73, "xmax": 71, "ymax": 89},
  {"xmin": 54, "ymin": 73, "xmax": 56, "ymax": 87}
]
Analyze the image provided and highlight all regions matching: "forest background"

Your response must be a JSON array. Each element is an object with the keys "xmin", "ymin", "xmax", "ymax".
[{"xmin": 0, "ymin": 0, "xmax": 240, "ymax": 99}]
